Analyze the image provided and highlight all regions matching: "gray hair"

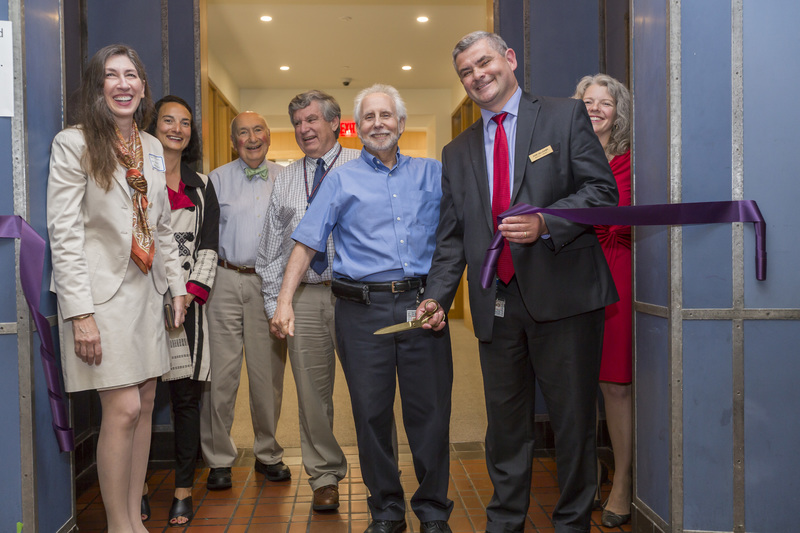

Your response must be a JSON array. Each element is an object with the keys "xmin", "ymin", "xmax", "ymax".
[
  {"xmin": 353, "ymin": 84, "xmax": 407, "ymax": 126},
  {"xmin": 452, "ymin": 31, "xmax": 509, "ymax": 69},
  {"xmin": 288, "ymin": 90, "xmax": 342, "ymax": 138},
  {"xmin": 573, "ymin": 73, "xmax": 631, "ymax": 157}
]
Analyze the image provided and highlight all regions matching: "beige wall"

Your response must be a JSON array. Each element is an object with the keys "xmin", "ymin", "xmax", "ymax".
[
  {"xmin": 208, "ymin": 52, "xmax": 241, "ymax": 111},
  {"xmin": 451, "ymin": 79, "xmax": 468, "ymax": 114},
  {"xmin": 207, "ymin": 56, "xmax": 470, "ymax": 161},
  {"xmin": 240, "ymin": 87, "xmax": 460, "ymax": 161}
]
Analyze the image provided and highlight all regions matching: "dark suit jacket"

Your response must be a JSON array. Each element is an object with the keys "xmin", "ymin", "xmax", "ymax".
[{"xmin": 426, "ymin": 92, "xmax": 620, "ymax": 342}]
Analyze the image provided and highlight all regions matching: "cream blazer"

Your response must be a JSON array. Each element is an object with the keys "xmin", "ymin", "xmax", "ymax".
[{"xmin": 47, "ymin": 126, "xmax": 186, "ymax": 319}]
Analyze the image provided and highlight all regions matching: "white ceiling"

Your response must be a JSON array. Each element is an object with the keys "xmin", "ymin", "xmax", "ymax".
[{"xmin": 207, "ymin": 0, "xmax": 487, "ymax": 91}]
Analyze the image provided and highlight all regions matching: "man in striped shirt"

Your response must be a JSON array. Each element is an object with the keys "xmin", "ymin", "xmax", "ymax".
[{"xmin": 256, "ymin": 91, "xmax": 359, "ymax": 511}]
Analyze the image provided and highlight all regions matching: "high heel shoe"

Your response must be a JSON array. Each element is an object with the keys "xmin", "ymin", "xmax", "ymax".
[
  {"xmin": 140, "ymin": 493, "xmax": 151, "ymax": 522},
  {"xmin": 601, "ymin": 499, "xmax": 631, "ymax": 528},
  {"xmin": 168, "ymin": 495, "xmax": 194, "ymax": 527}
]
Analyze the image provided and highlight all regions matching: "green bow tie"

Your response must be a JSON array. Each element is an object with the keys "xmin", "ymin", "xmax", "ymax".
[{"xmin": 244, "ymin": 166, "xmax": 269, "ymax": 181}]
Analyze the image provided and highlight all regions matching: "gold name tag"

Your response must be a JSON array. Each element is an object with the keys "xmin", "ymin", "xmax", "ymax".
[{"xmin": 529, "ymin": 145, "xmax": 554, "ymax": 163}]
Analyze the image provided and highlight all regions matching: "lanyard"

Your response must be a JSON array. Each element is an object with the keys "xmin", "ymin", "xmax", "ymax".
[{"xmin": 304, "ymin": 145, "xmax": 343, "ymax": 204}]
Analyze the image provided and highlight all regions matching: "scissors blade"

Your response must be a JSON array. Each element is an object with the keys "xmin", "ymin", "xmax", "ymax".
[{"xmin": 373, "ymin": 320, "xmax": 423, "ymax": 335}]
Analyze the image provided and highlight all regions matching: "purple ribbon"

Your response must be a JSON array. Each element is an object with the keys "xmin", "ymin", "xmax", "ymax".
[
  {"xmin": 481, "ymin": 200, "xmax": 766, "ymax": 289},
  {"xmin": 0, "ymin": 215, "xmax": 74, "ymax": 452}
]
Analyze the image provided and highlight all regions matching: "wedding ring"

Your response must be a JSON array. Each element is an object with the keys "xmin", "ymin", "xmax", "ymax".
[{"xmin": 524, "ymin": 231, "xmax": 528, "ymax": 238}]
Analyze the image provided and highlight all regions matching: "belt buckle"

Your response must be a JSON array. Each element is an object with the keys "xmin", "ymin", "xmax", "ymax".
[{"xmin": 390, "ymin": 280, "xmax": 403, "ymax": 293}]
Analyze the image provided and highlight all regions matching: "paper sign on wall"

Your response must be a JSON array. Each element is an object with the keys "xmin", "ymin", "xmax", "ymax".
[{"xmin": 0, "ymin": 21, "xmax": 14, "ymax": 117}]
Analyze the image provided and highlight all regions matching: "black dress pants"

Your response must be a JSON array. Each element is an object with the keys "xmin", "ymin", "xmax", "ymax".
[
  {"xmin": 168, "ymin": 377, "xmax": 204, "ymax": 488},
  {"xmin": 481, "ymin": 277, "xmax": 604, "ymax": 533},
  {"xmin": 335, "ymin": 289, "xmax": 454, "ymax": 522}
]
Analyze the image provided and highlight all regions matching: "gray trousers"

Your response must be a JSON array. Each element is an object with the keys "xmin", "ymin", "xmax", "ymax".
[
  {"xmin": 200, "ymin": 266, "xmax": 287, "ymax": 467},
  {"xmin": 289, "ymin": 283, "xmax": 347, "ymax": 489}
]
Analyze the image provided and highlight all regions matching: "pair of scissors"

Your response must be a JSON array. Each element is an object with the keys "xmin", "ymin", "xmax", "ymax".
[{"xmin": 373, "ymin": 301, "xmax": 440, "ymax": 335}]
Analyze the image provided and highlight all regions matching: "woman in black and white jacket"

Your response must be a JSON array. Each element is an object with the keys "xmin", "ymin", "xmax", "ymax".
[{"xmin": 145, "ymin": 94, "xmax": 219, "ymax": 527}]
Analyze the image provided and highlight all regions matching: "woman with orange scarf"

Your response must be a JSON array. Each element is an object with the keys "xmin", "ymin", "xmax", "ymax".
[{"xmin": 47, "ymin": 44, "xmax": 186, "ymax": 533}]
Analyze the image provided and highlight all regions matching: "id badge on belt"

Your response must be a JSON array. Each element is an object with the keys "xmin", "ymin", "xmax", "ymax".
[{"xmin": 495, "ymin": 298, "xmax": 505, "ymax": 318}]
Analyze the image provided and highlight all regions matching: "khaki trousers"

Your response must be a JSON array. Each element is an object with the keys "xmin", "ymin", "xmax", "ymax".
[
  {"xmin": 200, "ymin": 266, "xmax": 287, "ymax": 467},
  {"xmin": 289, "ymin": 283, "xmax": 347, "ymax": 489}
]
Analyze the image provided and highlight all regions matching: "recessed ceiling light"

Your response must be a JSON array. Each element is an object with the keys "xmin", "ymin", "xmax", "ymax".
[
  {"xmin": 260, "ymin": 15, "xmax": 272, "ymax": 22},
  {"xmin": 402, "ymin": 65, "xmax": 412, "ymax": 71},
  {"xmin": 280, "ymin": 66, "xmax": 290, "ymax": 71},
  {"xmin": 417, "ymin": 16, "xmax": 429, "ymax": 23}
]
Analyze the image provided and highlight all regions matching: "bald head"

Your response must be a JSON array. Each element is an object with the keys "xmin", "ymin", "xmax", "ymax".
[{"xmin": 231, "ymin": 111, "xmax": 271, "ymax": 168}]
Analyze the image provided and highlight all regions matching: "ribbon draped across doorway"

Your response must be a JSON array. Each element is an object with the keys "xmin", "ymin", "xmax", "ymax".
[{"xmin": 480, "ymin": 200, "xmax": 766, "ymax": 289}]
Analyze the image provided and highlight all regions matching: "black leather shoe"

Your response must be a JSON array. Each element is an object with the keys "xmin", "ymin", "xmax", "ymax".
[
  {"xmin": 206, "ymin": 467, "xmax": 232, "ymax": 490},
  {"xmin": 364, "ymin": 519, "xmax": 407, "ymax": 533},
  {"xmin": 254, "ymin": 459, "xmax": 291, "ymax": 481},
  {"xmin": 601, "ymin": 508, "xmax": 631, "ymax": 528},
  {"xmin": 420, "ymin": 521, "xmax": 451, "ymax": 533}
]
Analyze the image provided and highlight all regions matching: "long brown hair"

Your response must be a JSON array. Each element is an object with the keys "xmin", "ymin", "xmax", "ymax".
[{"xmin": 76, "ymin": 44, "xmax": 154, "ymax": 190}]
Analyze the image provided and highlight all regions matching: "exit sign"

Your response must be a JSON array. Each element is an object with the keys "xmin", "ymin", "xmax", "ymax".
[{"xmin": 340, "ymin": 121, "xmax": 357, "ymax": 137}]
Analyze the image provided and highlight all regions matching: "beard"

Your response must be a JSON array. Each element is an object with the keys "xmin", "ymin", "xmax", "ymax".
[{"xmin": 358, "ymin": 128, "xmax": 401, "ymax": 154}]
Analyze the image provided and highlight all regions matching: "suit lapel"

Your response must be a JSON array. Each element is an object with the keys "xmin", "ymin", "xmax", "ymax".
[
  {"xmin": 113, "ymin": 163, "xmax": 131, "ymax": 197},
  {"xmin": 511, "ymin": 94, "xmax": 540, "ymax": 204},
  {"xmin": 466, "ymin": 119, "xmax": 494, "ymax": 230}
]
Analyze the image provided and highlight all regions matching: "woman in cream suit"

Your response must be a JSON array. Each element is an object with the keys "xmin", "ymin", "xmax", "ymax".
[{"xmin": 47, "ymin": 44, "xmax": 186, "ymax": 533}]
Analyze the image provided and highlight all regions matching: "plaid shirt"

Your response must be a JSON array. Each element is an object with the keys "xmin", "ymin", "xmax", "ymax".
[{"xmin": 256, "ymin": 143, "xmax": 360, "ymax": 317}]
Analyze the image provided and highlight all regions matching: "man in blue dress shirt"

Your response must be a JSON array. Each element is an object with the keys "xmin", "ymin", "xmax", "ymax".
[{"xmin": 272, "ymin": 84, "xmax": 454, "ymax": 533}]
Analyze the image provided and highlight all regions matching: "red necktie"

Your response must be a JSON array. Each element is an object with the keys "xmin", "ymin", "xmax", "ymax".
[{"xmin": 491, "ymin": 113, "xmax": 514, "ymax": 283}]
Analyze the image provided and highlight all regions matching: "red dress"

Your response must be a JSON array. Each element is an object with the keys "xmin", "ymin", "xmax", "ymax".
[{"xmin": 595, "ymin": 150, "xmax": 632, "ymax": 383}]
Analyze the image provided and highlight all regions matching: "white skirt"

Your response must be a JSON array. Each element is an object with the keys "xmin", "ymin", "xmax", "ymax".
[{"xmin": 58, "ymin": 258, "xmax": 169, "ymax": 393}]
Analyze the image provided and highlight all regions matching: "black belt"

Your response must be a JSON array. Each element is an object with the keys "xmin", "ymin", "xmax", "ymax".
[
  {"xmin": 331, "ymin": 276, "xmax": 426, "ymax": 305},
  {"xmin": 361, "ymin": 276, "xmax": 426, "ymax": 293},
  {"xmin": 218, "ymin": 259, "xmax": 256, "ymax": 274}
]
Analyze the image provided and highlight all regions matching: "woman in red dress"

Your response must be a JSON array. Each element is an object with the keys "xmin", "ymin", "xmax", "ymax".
[{"xmin": 574, "ymin": 73, "xmax": 632, "ymax": 528}]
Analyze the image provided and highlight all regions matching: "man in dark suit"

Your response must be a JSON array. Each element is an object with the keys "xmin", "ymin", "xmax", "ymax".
[{"xmin": 419, "ymin": 31, "xmax": 619, "ymax": 533}]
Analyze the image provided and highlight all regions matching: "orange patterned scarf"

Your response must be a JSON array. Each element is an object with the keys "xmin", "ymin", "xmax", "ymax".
[{"xmin": 114, "ymin": 122, "xmax": 154, "ymax": 273}]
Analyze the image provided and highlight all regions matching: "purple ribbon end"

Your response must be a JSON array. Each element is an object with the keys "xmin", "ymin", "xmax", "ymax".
[
  {"xmin": 754, "ymin": 220, "xmax": 767, "ymax": 281},
  {"xmin": 756, "ymin": 251, "xmax": 767, "ymax": 282},
  {"xmin": 481, "ymin": 231, "xmax": 505, "ymax": 289},
  {"xmin": 56, "ymin": 428, "xmax": 75, "ymax": 453}
]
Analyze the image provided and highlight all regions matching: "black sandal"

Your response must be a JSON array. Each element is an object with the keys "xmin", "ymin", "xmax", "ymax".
[
  {"xmin": 141, "ymin": 493, "xmax": 151, "ymax": 522},
  {"xmin": 168, "ymin": 496, "xmax": 193, "ymax": 527}
]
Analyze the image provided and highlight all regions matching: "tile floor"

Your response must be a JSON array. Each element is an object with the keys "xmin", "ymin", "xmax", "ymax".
[{"xmin": 76, "ymin": 443, "xmax": 632, "ymax": 533}]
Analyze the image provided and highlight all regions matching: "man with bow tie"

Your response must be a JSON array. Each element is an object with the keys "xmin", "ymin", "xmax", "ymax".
[{"xmin": 200, "ymin": 111, "xmax": 290, "ymax": 491}]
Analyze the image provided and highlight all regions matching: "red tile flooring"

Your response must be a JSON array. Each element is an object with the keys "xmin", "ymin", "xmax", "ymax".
[{"xmin": 76, "ymin": 443, "xmax": 632, "ymax": 532}]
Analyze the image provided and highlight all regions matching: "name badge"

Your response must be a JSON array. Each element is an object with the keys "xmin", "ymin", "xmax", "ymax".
[
  {"xmin": 494, "ymin": 297, "xmax": 506, "ymax": 318},
  {"xmin": 529, "ymin": 145, "xmax": 554, "ymax": 163},
  {"xmin": 149, "ymin": 154, "xmax": 166, "ymax": 172}
]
